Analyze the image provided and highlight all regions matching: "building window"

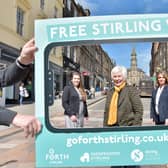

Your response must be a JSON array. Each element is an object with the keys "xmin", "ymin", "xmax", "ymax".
[
  {"xmin": 74, "ymin": 8, "xmax": 77, "ymax": 17},
  {"xmin": 54, "ymin": 6, "xmax": 58, "ymax": 18},
  {"xmin": 16, "ymin": 7, "xmax": 24, "ymax": 36},
  {"xmin": 67, "ymin": 0, "xmax": 71, "ymax": 10},
  {"xmin": 70, "ymin": 47, "xmax": 74, "ymax": 60},
  {"xmin": 40, "ymin": 0, "xmax": 45, "ymax": 10},
  {"xmin": 73, "ymin": 47, "xmax": 77, "ymax": 62},
  {"xmin": 67, "ymin": 46, "xmax": 70, "ymax": 58},
  {"xmin": 0, "ymin": 63, "xmax": 6, "ymax": 70},
  {"xmin": 52, "ymin": 47, "xmax": 56, "ymax": 55}
]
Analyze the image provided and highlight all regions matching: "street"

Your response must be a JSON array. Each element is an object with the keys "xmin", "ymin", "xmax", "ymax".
[
  {"xmin": 50, "ymin": 97, "xmax": 152, "ymax": 129},
  {"xmin": 0, "ymin": 96, "xmax": 167, "ymax": 168}
]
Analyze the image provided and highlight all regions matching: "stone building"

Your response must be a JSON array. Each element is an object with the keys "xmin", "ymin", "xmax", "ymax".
[
  {"xmin": 0, "ymin": 0, "xmax": 114, "ymax": 104},
  {"xmin": 0, "ymin": 0, "xmax": 63, "ymax": 103},
  {"xmin": 63, "ymin": 0, "xmax": 115, "ymax": 90},
  {"xmin": 150, "ymin": 42, "xmax": 168, "ymax": 77},
  {"xmin": 127, "ymin": 48, "xmax": 145, "ymax": 86}
]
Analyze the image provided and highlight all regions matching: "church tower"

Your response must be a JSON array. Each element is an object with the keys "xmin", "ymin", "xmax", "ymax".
[
  {"xmin": 131, "ymin": 48, "xmax": 137, "ymax": 70},
  {"xmin": 127, "ymin": 47, "xmax": 145, "ymax": 86}
]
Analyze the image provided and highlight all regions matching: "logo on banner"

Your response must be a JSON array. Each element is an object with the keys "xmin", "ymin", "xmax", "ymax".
[
  {"xmin": 131, "ymin": 149, "xmax": 144, "ymax": 162},
  {"xmin": 80, "ymin": 153, "xmax": 90, "ymax": 163},
  {"xmin": 45, "ymin": 148, "xmax": 69, "ymax": 163}
]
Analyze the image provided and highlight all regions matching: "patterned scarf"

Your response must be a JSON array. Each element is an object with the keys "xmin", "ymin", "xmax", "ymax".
[{"xmin": 107, "ymin": 82, "xmax": 126, "ymax": 125}]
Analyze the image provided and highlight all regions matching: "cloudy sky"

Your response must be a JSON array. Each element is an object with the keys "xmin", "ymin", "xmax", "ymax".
[{"xmin": 75, "ymin": 0, "xmax": 168, "ymax": 75}]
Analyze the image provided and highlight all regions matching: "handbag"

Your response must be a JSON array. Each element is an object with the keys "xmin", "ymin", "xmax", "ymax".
[{"xmin": 23, "ymin": 88, "xmax": 29, "ymax": 98}]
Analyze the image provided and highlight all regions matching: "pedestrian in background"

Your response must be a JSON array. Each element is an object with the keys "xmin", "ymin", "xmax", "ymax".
[
  {"xmin": 150, "ymin": 71, "xmax": 168, "ymax": 125},
  {"xmin": 103, "ymin": 65, "xmax": 143, "ymax": 168},
  {"xmin": 19, "ymin": 82, "xmax": 29, "ymax": 105},
  {"xmin": 90, "ymin": 86, "xmax": 95, "ymax": 98},
  {"xmin": 0, "ymin": 38, "xmax": 41, "ymax": 138},
  {"xmin": 26, "ymin": 80, "xmax": 32, "ymax": 100},
  {"xmin": 62, "ymin": 71, "xmax": 88, "ymax": 128},
  {"xmin": 19, "ymin": 82, "xmax": 25, "ymax": 105}
]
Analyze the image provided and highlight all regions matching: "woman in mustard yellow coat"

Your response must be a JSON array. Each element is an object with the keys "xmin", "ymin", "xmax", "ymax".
[{"xmin": 103, "ymin": 65, "xmax": 143, "ymax": 168}]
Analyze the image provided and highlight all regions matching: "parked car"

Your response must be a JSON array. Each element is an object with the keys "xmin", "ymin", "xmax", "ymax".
[
  {"xmin": 55, "ymin": 90, "xmax": 62, "ymax": 99},
  {"xmin": 101, "ymin": 86, "xmax": 109, "ymax": 95},
  {"xmin": 85, "ymin": 89, "xmax": 92, "ymax": 99}
]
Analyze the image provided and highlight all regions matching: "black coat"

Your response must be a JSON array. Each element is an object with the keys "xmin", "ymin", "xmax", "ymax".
[
  {"xmin": 62, "ymin": 83, "xmax": 88, "ymax": 117},
  {"xmin": 0, "ymin": 61, "xmax": 30, "ymax": 126},
  {"xmin": 150, "ymin": 85, "xmax": 168, "ymax": 123}
]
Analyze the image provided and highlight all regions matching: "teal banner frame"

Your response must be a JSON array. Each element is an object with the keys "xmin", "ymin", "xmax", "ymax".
[{"xmin": 35, "ymin": 14, "xmax": 168, "ymax": 167}]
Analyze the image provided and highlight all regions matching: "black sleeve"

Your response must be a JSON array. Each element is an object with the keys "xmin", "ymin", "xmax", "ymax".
[
  {"xmin": 128, "ymin": 86, "xmax": 143, "ymax": 126},
  {"xmin": 0, "ymin": 108, "xmax": 17, "ymax": 126},
  {"xmin": 0, "ymin": 60, "xmax": 30, "ymax": 87},
  {"xmin": 84, "ymin": 101, "xmax": 88, "ymax": 117},
  {"xmin": 150, "ymin": 89, "xmax": 155, "ymax": 119},
  {"xmin": 62, "ymin": 86, "xmax": 71, "ymax": 115}
]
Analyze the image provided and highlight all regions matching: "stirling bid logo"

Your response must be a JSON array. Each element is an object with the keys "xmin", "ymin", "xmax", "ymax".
[
  {"xmin": 80, "ymin": 153, "xmax": 90, "ymax": 163},
  {"xmin": 45, "ymin": 148, "xmax": 69, "ymax": 163},
  {"xmin": 131, "ymin": 149, "xmax": 144, "ymax": 162}
]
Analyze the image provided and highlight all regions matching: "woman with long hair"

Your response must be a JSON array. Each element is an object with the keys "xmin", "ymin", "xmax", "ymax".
[
  {"xmin": 150, "ymin": 71, "xmax": 168, "ymax": 125},
  {"xmin": 62, "ymin": 71, "xmax": 88, "ymax": 128}
]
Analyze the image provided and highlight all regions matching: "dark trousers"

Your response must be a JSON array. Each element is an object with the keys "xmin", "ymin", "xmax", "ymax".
[{"xmin": 155, "ymin": 114, "xmax": 165, "ymax": 125}]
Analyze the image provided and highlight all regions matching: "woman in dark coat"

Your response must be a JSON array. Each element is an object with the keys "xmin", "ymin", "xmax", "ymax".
[
  {"xmin": 62, "ymin": 71, "xmax": 88, "ymax": 128},
  {"xmin": 104, "ymin": 66, "xmax": 143, "ymax": 168},
  {"xmin": 150, "ymin": 71, "xmax": 168, "ymax": 125}
]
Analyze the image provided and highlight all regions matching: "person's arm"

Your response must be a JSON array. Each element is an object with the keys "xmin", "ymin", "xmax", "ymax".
[
  {"xmin": 12, "ymin": 113, "xmax": 41, "ymax": 138},
  {"xmin": 62, "ymin": 86, "xmax": 71, "ymax": 116},
  {"xmin": 84, "ymin": 101, "xmax": 89, "ymax": 118},
  {"xmin": 0, "ymin": 39, "xmax": 41, "ymax": 137},
  {"xmin": 0, "ymin": 38, "xmax": 38, "ymax": 87},
  {"xmin": 0, "ymin": 108, "xmax": 17, "ymax": 126},
  {"xmin": 0, "ymin": 61, "xmax": 30, "ymax": 87},
  {"xmin": 17, "ymin": 38, "xmax": 37, "ymax": 65},
  {"xmin": 165, "ymin": 119, "xmax": 168, "ymax": 125},
  {"xmin": 129, "ymin": 87, "xmax": 143, "ymax": 126},
  {"xmin": 150, "ymin": 90, "xmax": 155, "ymax": 120},
  {"xmin": 62, "ymin": 86, "xmax": 78, "ymax": 122},
  {"xmin": 0, "ymin": 108, "xmax": 41, "ymax": 138}
]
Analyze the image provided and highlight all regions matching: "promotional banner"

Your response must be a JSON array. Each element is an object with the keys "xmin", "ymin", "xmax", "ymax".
[{"xmin": 35, "ymin": 14, "xmax": 168, "ymax": 167}]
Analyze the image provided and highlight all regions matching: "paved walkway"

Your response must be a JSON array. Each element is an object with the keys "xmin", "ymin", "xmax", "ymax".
[{"xmin": 6, "ymin": 91, "xmax": 105, "ymax": 116}]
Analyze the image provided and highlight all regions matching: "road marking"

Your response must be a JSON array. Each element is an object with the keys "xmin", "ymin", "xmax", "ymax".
[
  {"xmin": 0, "ymin": 143, "xmax": 17, "ymax": 149},
  {"xmin": 88, "ymin": 98, "xmax": 105, "ymax": 108}
]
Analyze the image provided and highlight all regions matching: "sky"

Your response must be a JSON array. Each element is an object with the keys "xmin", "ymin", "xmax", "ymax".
[{"xmin": 75, "ymin": 0, "xmax": 168, "ymax": 75}]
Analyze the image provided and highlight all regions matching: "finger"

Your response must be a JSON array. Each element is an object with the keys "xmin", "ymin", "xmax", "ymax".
[
  {"xmin": 36, "ymin": 119, "xmax": 41, "ymax": 133},
  {"xmin": 24, "ymin": 44, "xmax": 38, "ymax": 52},
  {"xmin": 24, "ymin": 123, "xmax": 34, "ymax": 138},
  {"xmin": 30, "ymin": 119, "xmax": 41, "ymax": 137},
  {"xmin": 28, "ymin": 46, "xmax": 38, "ymax": 53},
  {"xmin": 23, "ymin": 119, "xmax": 41, "ymax": 138},
  {"xmin": 24, "ymin": 126, "xmax": 29, "ymax": 138},
  {"xmin": 31, "ymin": 37, "xmax": 35, "ymax": 44},
  {"xmin": 32, "ymin": 121, "xmax": 38, "ymax": 136},
  {"xmin": 24, "ymin": 38, "xmax": 35, "ymax": 47},
  {"xmin": 28, "ymin": 123, "xmax": 35, "ymax": 138}
]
